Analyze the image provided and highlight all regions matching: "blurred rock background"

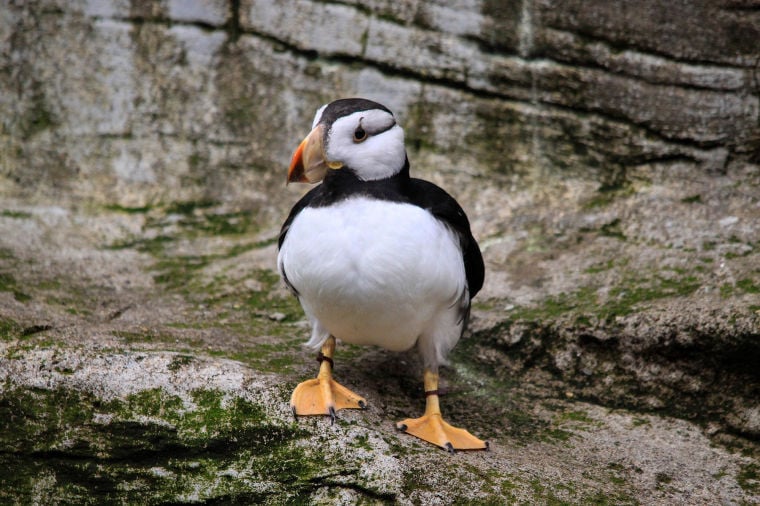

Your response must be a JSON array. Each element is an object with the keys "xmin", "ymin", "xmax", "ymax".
[{"xmin": 1, "ymin": 0, "xmax": 759, "ymax": 503}]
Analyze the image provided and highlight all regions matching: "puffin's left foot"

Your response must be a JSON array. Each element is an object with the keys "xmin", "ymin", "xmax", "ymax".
[
  {"xmin": 397, "ymin": 413, "xmax": 487, "ymax": 452},
  {"xmin": 397, "ymin": 369, "xmax": 487, "ymax": 452}
]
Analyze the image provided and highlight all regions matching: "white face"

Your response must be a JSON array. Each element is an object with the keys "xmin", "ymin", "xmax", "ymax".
[{"xmin": 317, "ymin": 108, "xmax": 407, "ymax": 181}]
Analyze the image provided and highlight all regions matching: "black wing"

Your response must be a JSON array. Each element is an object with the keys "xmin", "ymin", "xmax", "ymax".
[
  {"xmin": 407, "ymin": 178, "xmax": 485, "ymax": 299},
  {"xmin": 278, "ymin": 186, "xmax": 323, "ymax": 250},
  {"xmin": 278, "ymin": 186, "xmax": 326, "ymax": 296}
]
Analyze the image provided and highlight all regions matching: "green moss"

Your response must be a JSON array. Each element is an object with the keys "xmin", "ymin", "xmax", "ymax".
[
  {"xmin": 401, "ymin": 468, "xmax": 436, "ymax": 497},
  {"xmin": 447, "ymin": 346, "xmax": 550, "ymax": 444},
  {"xmin": 120, "ymin": 387, "xmax": 185, "ymax": 420},
  {"xmin": 581, "ymin": 218, "xmax": 627, "ymax": 240},
  {"xmin": 720, "ymin": 279, "xmax": 760, "ymax": 298},
  {"xmin": 164, "ymin": 199, "xmax": 211, "ymax": 215},
  {"xmin": 20, "ymin": 86, "xmax": 58, "ymax": 139},
  {"xmin": 712, "ymin": 469, "xmax": 728, "ymax": 480},
  {"xmin": 255, "ymin": 236, "xmax": 279, "ymax": 249},
  {"xmin": 507, "ymin": 269, "xmax": 702, "ymax": 324},
  {"xmin": 0, "ymin": 387, "xmax": 99, "ymax": 455},
  {"xmin": 609, "ymin": 274, "xmax": 700, "ymax": 307},
  {"xmin": 0, "ymin": 385, "xmax": 351, "ymax": 504},
  {"xmin": 351, "ymin": 434, "xmax": 373, "ymax": 451},
  {"xmin": 200, "ymin": 211, "xmax": 255, "ymax": 235},
  {"xmin": 242, "ymin": 271, "xmax": 302, "ymax": 317},
  {"xmin": 529, "ymin": 477, "xmax": 576, "ymax": 505},
  {"xmin": 542, "ymin": 428, "xmax": 574, "ymax": 443},
  {"xmin": 584, "ymin": 259, "xmax": 617, "ymax": 274},
  {"xmin": 107, "ymin": 200, "xmax": 260, "ymax": 253},
  {"xmin": 655, "ymin": 472, "xmax": 673, "ymax": 486},
  {"xmin": 207, "ymin": 341, "xmax": 300, "ymax": 374},
  {"xmin": 108, "ymin": 201, "xmax": 268, "ymax": 295},
  {"xmin": 631, "ymin": 417, "xmax": 650, "ymax": 427},
  {"xmin": 724, "ymin": 250, "xmax": 751, "ymax": 259},
  {"xmin": 680, "ymin": 194, "xmax": 702, "ymax": 204},
  {"xmin": 71, "ymin": 386, "xmax": 266, "ymax": 452},
  {"xmin": 583, "ymin": 490, "xmax": 639, "ymax": 506},
  {"xmin": 736, "ymin": 278, "xmax": 760, "ymax": 294},
  {"xmin": 737, "ymin": 463, "xmax": 759, "ymax": 493},
  {"xmin": 168, "ymin": 354, "xmax": 194, "ymax": 371},
  {"xmin": 499, "ymin": 478, "xmax": 518, "ymax": 501},
  {"xmin": 600, "ymin": 219, "xmax": 626, "ymax": 240},
  {"xmin": 403, "ymin": 96, "xmax": 437, "ymax": 153},
  {"xmin": 556, "ymin": 410, "xmax": 596, "ymax": 425},
  {"xmin": 0, "ymin": 318, "xmax": 21, "ymax": 340},
  {"xmin": 104, "ymin": 204, "xmax": 153, "ymax": 214},
  {"xmin": 152, "ymin": 254, "xmax": 211, "ymax": 288},
  {"xmin": 0, "ymin": 272, "xmax": 31, "ymax": 302},
  {"xmin": 360, "ymin": 27, "xmax": 370, "ymax": 54},
  {"xmin": 115, "ymin": 283, "xmax": 304, "ymax": 374},
  {"xmin": 107, "ymin": 235, "xmax": 174, "ymax": 255},
  {"xmin": 1, "ymin": 209, "xmax": 33, "ymax": 219},
  {"xmin": 584, "ymin": 183, "xmax": 634, "ymax": 209},
  {"xmin": 187, "ymin": 152, "xmax": 205, "ymax": 171},
  {"xmin": 510, "ymin": 287, "xmax": 600, "ymax": 323},
  {"xmin": 113, "ymin": 330, "xmax": 181, "ymax": 345}
]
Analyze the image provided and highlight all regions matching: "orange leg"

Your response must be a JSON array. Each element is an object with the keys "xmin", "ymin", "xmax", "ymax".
[
  {"xmin": 290, "ymin": 336, "xmax": 366, "ymax": 423},
  {"xmin": 397, "ymin": 369, "xmax": 488, "ymax": 452}
]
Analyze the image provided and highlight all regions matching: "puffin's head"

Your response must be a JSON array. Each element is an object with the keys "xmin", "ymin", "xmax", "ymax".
[{"xmin": 287, "ymin": 98, "xmax": 406, "ymax": 184}]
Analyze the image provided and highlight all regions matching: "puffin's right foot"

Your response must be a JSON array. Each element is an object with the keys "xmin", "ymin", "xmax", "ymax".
[
  {"xmin": 290, "ymin": 336, "xmax": 366, "ymax": 423},
  {"xmin": 290, "ymin": 376, "xmax": 366, "ymax": 423}
]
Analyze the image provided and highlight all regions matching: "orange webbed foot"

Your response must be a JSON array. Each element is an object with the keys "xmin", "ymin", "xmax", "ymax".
[
  {"xmin": 397, "ymin": 369, "xmax": 488, "ymax": 452},
  {"xmin": 291, "ymin": 376, "xmax": 366, "ymax": 423},
  {"xmin": 397, "ymin": 412, "xmax": 487, "ymax": 452},
  {"xmin": 290, "ymin": 336, "xmax": 366, "ymax": 423}
]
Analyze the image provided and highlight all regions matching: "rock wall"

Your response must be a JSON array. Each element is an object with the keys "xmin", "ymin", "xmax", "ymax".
[{"xmin": 2, "ymin": 0, "xmax": 758, "ymax": 206}]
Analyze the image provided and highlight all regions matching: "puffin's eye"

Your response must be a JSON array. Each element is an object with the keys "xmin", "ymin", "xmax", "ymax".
[{"xmin": 353, "ymin": 125, "xmax": 367, "ymax": 143}]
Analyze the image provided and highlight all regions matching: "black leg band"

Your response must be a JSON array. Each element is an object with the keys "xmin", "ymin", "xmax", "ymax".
[{"xmin": 316, "ymin": 351, "xmax": 334, "ymax": 368}]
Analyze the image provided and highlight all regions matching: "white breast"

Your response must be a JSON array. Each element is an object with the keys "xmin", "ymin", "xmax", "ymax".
[{"xmin": 278, "ymin": 196, "xmax": 466, "ymax": 353}]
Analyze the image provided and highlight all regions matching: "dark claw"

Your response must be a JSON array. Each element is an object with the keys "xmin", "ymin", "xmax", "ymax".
[
  {"xmin": 291, "ymin": 405, "xmax": 298, "ymax": 419},
  {"xmin": 329, "ymin": 406, "xmax": 336, "ymax": 425},
  {"xmin": 358, "ymin": 400, "xmax": 366, "ymax": 409},
  {"xmin": 485, "ymin": 441, "xmax": 490, "ymax": 451},
  {"xmin": 397, "ymin": 423, "xmax": 407, "ymax": 432},
  {"xmin": 445, "ymin": 442, "xmax": 455, "ymax": 454}
]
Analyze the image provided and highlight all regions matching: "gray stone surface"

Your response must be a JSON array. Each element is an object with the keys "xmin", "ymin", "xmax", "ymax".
[{"xmin": 1, "ymin": 0, "xmax": 759, "ymax": 503}]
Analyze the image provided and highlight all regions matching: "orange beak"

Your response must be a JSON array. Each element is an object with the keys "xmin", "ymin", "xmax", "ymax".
[{"xmin": 287, "ymin": 124, "xmax": 342, "ymax": 184}]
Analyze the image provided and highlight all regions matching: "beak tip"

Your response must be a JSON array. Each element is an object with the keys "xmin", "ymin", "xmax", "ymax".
[{"xmin": 286, "ymin": 124, "xmax": 329, "ymax": 185}]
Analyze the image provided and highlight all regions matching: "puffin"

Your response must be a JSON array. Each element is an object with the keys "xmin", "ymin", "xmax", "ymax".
[{"xmin": 277, "ymin": 98, "xmax": 486, "ymax": 452}]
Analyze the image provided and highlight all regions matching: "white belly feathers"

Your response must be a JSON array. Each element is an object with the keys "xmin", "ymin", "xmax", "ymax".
[{"xmin": 278, "ymin": 196, "xmax": 466, "ymax": 352}]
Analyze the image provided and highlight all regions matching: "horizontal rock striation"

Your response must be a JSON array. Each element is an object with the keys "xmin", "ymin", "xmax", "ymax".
[{"xmin": 1, "ymin": 0, "xmax": 758, "ymax": 204}]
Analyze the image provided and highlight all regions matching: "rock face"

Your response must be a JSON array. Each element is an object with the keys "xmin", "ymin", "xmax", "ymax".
[
  {"xmin": 1, "ymin": 0, "xmax": 759, "ymax": 504},
  {"xmin": 3, "ymin": 0, "xmax": 758, "ymax": 204}
]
